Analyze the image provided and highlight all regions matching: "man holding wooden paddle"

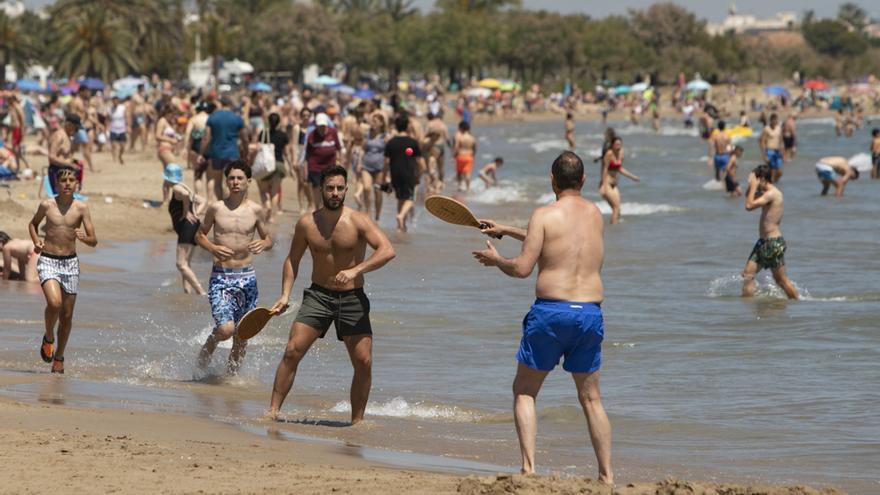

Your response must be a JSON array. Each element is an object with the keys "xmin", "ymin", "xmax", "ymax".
[
  {"xmin": 472, "ymin": 151, "xmax": 614, "ymax": 485},
  {"xmin": 267, "ymin": 165, "xmax": 395, "ymax": 425}
]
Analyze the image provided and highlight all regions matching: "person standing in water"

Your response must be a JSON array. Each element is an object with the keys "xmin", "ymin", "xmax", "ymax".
[
  {"xmin": 599, "ymin": 137, "xmax": 640, "ymax": 225},
  {"xmin": 164, "ymin": 164, "xmax": 206, "ymax": 295},
  {"xmin": 453, "ymin": 121, "xmax": 476, "ymax": 192},
  {"xmin": 760, "ymin": 113, "xmax": 785, "ymax": 183},
  {"xmin": 473, "ymin": 151, "xmax": 613, "ymax": 484},
  {"xmin": 870, "ymin": 128, "xmax": 880, "ymax": 179},
  {"xmin": 28, "ymin": 168, "xmax": 98, "ymax": 374},
  {"xmin": 267, "ymin": 165, "xmax": 395, "ymax": 424},
  {"xmin": 564, "ymin": 112, "xmax": 575, "ymax": 149},
  {"xmin": 195, "ymin": 161, "xmax": 273, "ymax": 374},
  {"xmin": 709, "ymin": 120, "xmax": 732, "ymax": 181},
  {"xmin": 741, "ymin": 164, "xmax": 798, "ymax": 300}
]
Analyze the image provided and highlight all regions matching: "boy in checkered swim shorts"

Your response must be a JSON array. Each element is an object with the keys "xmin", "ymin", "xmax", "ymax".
[{"xmin": 28, "ymin": 168, "xmax": 98, "ymax": 374}]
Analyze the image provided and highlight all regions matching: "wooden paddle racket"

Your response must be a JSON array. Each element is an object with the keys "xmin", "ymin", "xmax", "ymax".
[
  {"xmin": 424, "ymin": 196, "xmax": 502, "ymax": 238},
  {"xmin": 236, "ymin": 307, "xmax": 273, "ymax": 340}
]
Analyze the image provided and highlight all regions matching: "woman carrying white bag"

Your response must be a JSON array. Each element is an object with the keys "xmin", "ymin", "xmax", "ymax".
[{"xmin": 254, "ymin": 113, "xmax": 290, "ymax": 223}]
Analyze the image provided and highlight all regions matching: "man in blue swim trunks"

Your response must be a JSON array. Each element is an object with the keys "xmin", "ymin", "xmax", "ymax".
[
  {"xmin": 709, "ymin": 120, "xmax": 732, "ymax": 181},
  {"xmin": 760, "ymin": 113, "xmax": 785, "ymax": 183},
  {"xmin": 814, "ymin": 156, "xmax": 858, "ymax": 197},
  {"xmin": 195, "ymin": 160, "xmax": 273, "ymax": 374},
  {"xmin": 474, "ymin": 151, "xmax": 613, "ymax": 485}
]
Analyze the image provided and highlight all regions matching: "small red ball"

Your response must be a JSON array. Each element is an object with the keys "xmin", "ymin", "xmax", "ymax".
[{"xmin": 405, "ymin": 147, "xmax": 413, "ymax": 156}]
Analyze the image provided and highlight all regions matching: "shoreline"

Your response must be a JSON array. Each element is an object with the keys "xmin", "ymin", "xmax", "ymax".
[{"xmin": 0, "ymin": 372, "xmax": 847, "ymax": 494}]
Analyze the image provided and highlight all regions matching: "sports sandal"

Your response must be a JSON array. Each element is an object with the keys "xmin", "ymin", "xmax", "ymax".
[
  {"xmin": 40, "ymin": 336, "xmax": 55, "ymax": 363},
  {"xmin": 51, "ymin": 356, "xmax": 64, "ymax": 374}
]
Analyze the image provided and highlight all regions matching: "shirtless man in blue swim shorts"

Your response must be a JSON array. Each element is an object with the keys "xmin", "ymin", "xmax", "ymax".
[
  {"xmin": 196, "ymin": 160, "xmax": 273, "ymax": 374},
  {"xmin": 474, "ymin": 151, "xmax": 612, "ymax": 485}
]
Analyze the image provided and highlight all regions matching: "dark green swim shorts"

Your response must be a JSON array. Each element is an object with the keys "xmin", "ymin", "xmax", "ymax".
[
  {"xmin": 295, "ymin": 284, "xmax": 372, "ymax": 340},
  {"xmin": 748, "ymin": 236, "xmax": 786, "ymax": 270}
]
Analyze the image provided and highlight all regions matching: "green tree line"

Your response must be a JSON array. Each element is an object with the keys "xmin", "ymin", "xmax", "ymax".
[{"xmin": 0, "ymin": 0, "xmax": 878, "ymax": 88}]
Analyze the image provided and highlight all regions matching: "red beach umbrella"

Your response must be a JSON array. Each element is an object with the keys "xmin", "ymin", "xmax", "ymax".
[{"xmin": 803, "ymin": 80, "xmax": 829, "ymax": 90}]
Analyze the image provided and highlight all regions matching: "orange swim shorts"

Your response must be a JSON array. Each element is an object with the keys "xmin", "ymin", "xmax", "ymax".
[{"xmin": 456, "ymin": 155, "xmax": 474, "ymax": 175}]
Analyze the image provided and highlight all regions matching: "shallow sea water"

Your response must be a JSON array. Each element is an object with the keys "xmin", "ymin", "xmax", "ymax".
[{"xmin": 1, "ymin": 117, "xmax": 878, "ymax": 493}]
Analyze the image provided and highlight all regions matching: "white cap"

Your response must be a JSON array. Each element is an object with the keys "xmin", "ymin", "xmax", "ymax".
[{"xmin": 315, "ymin": 113, "xmax": 331, "ymax": 127}]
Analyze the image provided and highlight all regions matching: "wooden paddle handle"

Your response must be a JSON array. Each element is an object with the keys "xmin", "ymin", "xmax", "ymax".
[{"xmin": 479, "ymin": 223, "xmax": 503, "ymax": 239}]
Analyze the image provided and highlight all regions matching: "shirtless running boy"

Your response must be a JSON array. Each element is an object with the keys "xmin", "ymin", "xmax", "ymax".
[
  {"xmin": 473, "ymin": 151, "xmax": 613, "ymax": 484},
  {"xmin": 28, "ymin": 168, "xmax": 98, "ymax": 373},
  {"xmin": 196, "ymin": 160, "xmax": 273, "ymax": 374},
  {"xmin": 267, "ymin": 165, "xmax": 395, "ymax": 424},
  {"xmin": 742, "ymin": 164, "xmax": 798, "ymax": 300}
]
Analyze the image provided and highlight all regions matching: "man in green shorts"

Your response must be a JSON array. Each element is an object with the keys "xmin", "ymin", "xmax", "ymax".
[
  {"xmin": 267, "ymin": 165, "xmax": 395, "ymax": 424},
  {"xmin": 742, "ymin": 164, "xmax": 798, "ymax": 300}
]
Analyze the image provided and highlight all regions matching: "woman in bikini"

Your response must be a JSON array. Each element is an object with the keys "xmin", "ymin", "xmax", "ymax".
[
  {"xmin": 155, "ymin": 104, "xmax": 181, "ymax": 202},
  {"xmin": 600, "ymin": 137, "xmax": 640, "ymax": 225}
]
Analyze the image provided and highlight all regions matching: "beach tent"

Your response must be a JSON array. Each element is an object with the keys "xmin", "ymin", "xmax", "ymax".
[
  {"xmin": 630, "ymin": 82, "xmax": 649, "ymax": 92},
  {"xmin": 686, "ymin": 79, "xmax": 711, "ymax": 91},
  {"xmin": 613, "ymin": 85, "xmax": 631, "ymax": 94},
  {"xmin": 803, "ymin": 80, "xmax": 829, "ymax": 91},
  {"xmin": 314, "ymin": 75, "xmax": 340, "ymax": 86},
  {"xmin": 15, "ymin": 79, "xmax": 42, "ymax": 92},
  {"xmin": 478, "ymin": 78, "xmax": 502, "ymax": 89},
  {"xmin": 249, "ymin": 81, "xmax": 272, "ymax": 92},
  {"xmin": 763, "ymin": 85, "xmax": 790, "ymax": 98},
  {"xmin": 353, "ymin": 88, "xmax": 375, "ymax": 99},
  {"xmin": 79, "ymin": 78, "xmax": 105, "ymax": 90}
]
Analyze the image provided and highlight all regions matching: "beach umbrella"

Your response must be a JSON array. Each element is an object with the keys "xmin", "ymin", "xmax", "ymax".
[
  {"xmin": 763, "ymin": 85, "xmax": 790, "ymax": 98},
  {"xmin": 630, "ymin": 82, "xmax": 649, "ymax": 92},
  {"xmin": 15, "ymin": 79, "xmax": 42, "ymax": 92},
  {"xmin": 314, "ymin": 75, "xmax": 340, "ymax": 86},
  {"xmin": 329, "ymin": 83, "xmax": 355, "ymax": 95},
  {"xmin": 849, "ymin": 83, "xmax": 873, "ymax": 94},
  {"xmin": 353, "ymin": 88, "xmax": 375, "ymax": 99},
  {"xmin": 249, "ymin": 81, "xmax": 272, "ymax": 92},
  {"xmin": 464, "ymin": 87, "xmax": 491, "ymax": 98},
  {"xmin": 499, "ymin": 81, "xmax": 520, "ymax": 92},
  {"xmin": 478, "ymin": 78, "xmax": 502, "ymax": 89},
  {"xmin": 79, "ymin": 78, "xmax": 105, "ymax": 90},
  {"xmin": 613, "ymin": 85, "xmax": 631, "ymax": 94},
  {"xmin": 686, "ymin": 79, "xmax": 711, "ymax": 91},
  {"xmin": 803, "ymin": 80, "xmax": 829, "ymax": 91},
  {"xmin": 60, "ymin": 82, "xmax": 79, "ymax": 95}
]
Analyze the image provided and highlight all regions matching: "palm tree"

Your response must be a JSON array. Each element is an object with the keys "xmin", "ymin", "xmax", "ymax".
[
  {"xmin": 0, "ymin": 11, "xmax": 36, "ymax": 87},
  {"xmin": 51, "ymin": 6, "xmax": 139, "ymax": 81}
]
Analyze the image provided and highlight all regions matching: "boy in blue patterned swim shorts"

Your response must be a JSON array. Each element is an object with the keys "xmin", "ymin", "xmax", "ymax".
[
  {"xmin": 196, "ymin": 160, "xmax": 272, "ymax": 374},
  {"xmin": 473, "ymin": 152, "xmax": 613, "ymax": 485}
]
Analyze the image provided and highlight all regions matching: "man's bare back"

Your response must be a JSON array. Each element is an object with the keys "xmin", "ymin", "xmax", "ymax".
[
  {"xmin": 712, "ymin": 130, "xmax": 731, "ymax": 154},
  {"xmin": 455, "ymin": 131, "xmax": 475, "ymax": 157},
  {"xmin": 531, "ymin": 196, "xmax": 604, "ymax": 302}
]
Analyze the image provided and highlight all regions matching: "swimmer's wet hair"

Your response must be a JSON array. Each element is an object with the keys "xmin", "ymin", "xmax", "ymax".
[
  {"xmin": 551, "ymin": 151, "xmax": 584, "ymax": 190},
  {"xmin": 494, "ymin": 157, "xmax": 504, "ymax": 164},
  {"xmin": 733, "ymin": 145, "xmax": 744, "ymax": 154},
  {"xmin": 321, "ymin": 164, "xmax": 347, "ymax": 185},
  {"xmin": 753, "ymin": 164, "xmax": 772, "ymax": 182},
  {"xmin": 0, "ymin": 231, "xmax": 9, "ymax": 245},
  {"xmin": 223, "ymin": 159, "xmax": 252, "ymax": 179}
]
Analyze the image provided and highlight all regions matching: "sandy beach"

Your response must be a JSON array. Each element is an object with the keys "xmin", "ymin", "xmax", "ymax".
[{"xmin": 0, "ymin": 373, "xmax": 844, "ymax": 495}]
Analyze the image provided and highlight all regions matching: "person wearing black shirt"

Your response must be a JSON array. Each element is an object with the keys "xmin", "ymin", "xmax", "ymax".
[{"xmin": 382, "ymin": 114, "xmax": 425, "ymax": 232}]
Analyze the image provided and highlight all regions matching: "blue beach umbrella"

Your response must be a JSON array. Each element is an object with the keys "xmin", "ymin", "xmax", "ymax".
[
  {"xmin": 314, "ymin": 75, "xmax": 340, "ymax": 86},
  {"xmin": 249, "ymin": 81, "xmax": 272, "ymax": 92},
  {"xmin": 329, "ymin": 83, "xmax": 355, "ymax": 94},
  {"xmin": 79, "ymin": 78, "xmax": 105, "ymax": 90},
  {"xmin": 15, "ymin": 79, "xmax": 42, "ymax": 92},
  {"xmin": 686, "ymin": 79, "xmax": 711, "ymax": 91},
  {"xmin": 763, "ymin": 85, "xmax": 790, "ymax": 98},
  {"xmin": 353, "ymin": 88, "xmax": 375, "ymax": 99},
  {"xmin": 613, "ymin": 85, "xmax": 631, "ymax": 94}
]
